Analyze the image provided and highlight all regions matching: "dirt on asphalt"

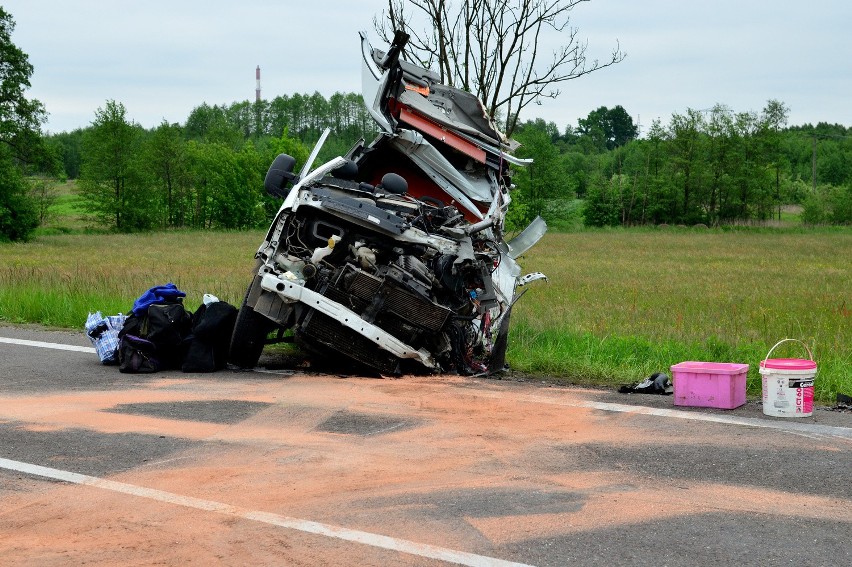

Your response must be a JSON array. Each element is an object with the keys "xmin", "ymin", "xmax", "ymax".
[{"xmin": 0, "ymin": 327, "xmax": 850, "ymax": 565}]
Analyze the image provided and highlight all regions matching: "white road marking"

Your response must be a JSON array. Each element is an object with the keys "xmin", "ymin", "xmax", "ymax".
[
  {"xmin": 456, "ymin": 386, "xmax": 852, "ymax": 440},
  {"xmin": 0, "ymin": 336, "xmax": 95, "ymax": 354},
  {"xmin": 0, "ymin": 457, "xmax": 535, "ymax": 567},
  {"xmin": 574, "ymin": 400, "xmax": 852, "ymax": 440}
]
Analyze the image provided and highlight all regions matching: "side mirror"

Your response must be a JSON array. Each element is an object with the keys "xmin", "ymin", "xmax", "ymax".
[{"xmin": 265, "ymin": 154, "xmax": 298, "ymax": 198}]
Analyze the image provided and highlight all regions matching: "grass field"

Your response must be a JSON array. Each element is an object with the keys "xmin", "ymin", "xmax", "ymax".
[
  {"xmin": 33, "ymin": 180, "xmax": 91, "ymax": 235},
  {"xmin": 1, "ymin": 225, "xmax": 849, "ymax": 402},
  {"xmin": 508, "ymin": 228, "xmax": 850, "ymax": 401}
]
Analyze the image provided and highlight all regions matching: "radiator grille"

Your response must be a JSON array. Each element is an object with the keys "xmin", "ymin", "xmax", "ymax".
[
  {"xmin": 301, "ymin": 311, "xmax": 399, "ymax": 375},
  {"xmin": 382, "ymin": 286, "xmax": 450, "ymax": 332},
  {"xmin": 304, "ymin": 264, "xmax": 451, "ymax": 373},
  {"xmin": 339, "ymin": 265, "xmax": 450, "ymax": 332},
  {"xmin": 346, "ymin": 269, "xmax": 382, "ymax": 301}
]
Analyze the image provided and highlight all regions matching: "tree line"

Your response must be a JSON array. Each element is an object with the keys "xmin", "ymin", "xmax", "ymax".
[
  {"xmin": 41, "ymin": 94, "xmax": 376, "ymax": 232},
  {"xmin": 19, "ymin": 95, "xmax": 852, "ymax": 239},
  {"xmin": 510, "ymin": 102, "xmax": 852, "ymax": 229},
  {"xmin": 1, "ymin": 7, "xmax": 54, "ymax": 242}
]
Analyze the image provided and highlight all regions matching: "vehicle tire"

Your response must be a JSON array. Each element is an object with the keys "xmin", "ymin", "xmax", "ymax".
[
  {"xmin": 487, "ymin": 304, "xmax": 513, "ymax": 375},
  {"xmin": 228, "ymin": 290, "xmax": 277, "ymax": 369}
]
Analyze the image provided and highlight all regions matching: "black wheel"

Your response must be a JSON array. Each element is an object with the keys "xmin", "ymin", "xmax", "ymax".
[
  {"xmin": 487, "ymin": 304, "xmax": 513, "ymax": 375},
  {"xmin": 228, "ymin": 286, "xmax": 277, "ymax": 369}
]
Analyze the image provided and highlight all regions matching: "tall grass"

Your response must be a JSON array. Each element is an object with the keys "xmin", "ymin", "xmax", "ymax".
[
  {"xmin": 0, "ymin": 231, "xmax": 261, "ymax": 326},
  {"xmin": 1, "ymin": 228, "xmax": 849, "ymax": 401},
  {"xmin": 507, "ymin": 228, "xmax": 851, "ymax": 401}
]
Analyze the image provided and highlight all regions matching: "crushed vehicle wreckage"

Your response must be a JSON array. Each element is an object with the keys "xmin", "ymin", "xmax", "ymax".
[{"xmin": 227, "ymin": 31, "xmax": 547, "ymax": 375}]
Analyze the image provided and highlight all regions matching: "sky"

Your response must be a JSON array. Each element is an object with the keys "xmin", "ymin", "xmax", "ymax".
[{"xmin": 4, "ymin": 0, "xmax": 851, "ymax": 136}]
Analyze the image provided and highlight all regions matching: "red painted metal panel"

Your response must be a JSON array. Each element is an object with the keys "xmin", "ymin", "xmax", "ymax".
[{"xmin": 398, "ymin": 107, "xmax": 487, "ymax": 164}]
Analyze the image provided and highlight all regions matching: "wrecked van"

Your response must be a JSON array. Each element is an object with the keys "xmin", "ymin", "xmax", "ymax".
[{"xmin": 227, "ymin": 31, "xmax": 546, "ymax": 375}]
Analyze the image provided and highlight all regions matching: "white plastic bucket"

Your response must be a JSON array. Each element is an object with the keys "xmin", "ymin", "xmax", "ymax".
[{"xmin": 759, "ymin": 339, "xmax": 817, "ymax": 418}]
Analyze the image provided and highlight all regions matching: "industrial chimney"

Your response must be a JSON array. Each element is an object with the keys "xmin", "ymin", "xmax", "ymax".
[{"xmin": 256, "ymin": 66, "xmax": 261, "ymax": 102}]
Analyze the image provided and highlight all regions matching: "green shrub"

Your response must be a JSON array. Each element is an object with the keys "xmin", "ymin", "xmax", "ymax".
[
  {"xmin": 802, "ymin": 184, "xmax": 852, "ymax": 225},
  {"xmin": 0, "ymin": 155, "xmax": 39, "ymax": 242}
]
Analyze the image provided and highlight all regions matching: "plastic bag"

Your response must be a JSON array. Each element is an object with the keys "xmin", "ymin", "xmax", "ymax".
[{"xmin": 85, "ymin": 311, "xmax": 126, "ymax": 364}]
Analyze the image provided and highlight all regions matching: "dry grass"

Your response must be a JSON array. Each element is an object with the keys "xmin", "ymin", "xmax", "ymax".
[{"xmin": 0, "ymin": 230, "xmax": 262, "ymax": 325}]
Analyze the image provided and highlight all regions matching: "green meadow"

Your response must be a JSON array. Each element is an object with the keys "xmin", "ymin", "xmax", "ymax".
[
  {"xmin": 509, "ymin": 228, "xmax": 850, "ymax": 401},
  {"xmin": 1, "ymin": 224, "xmax": 849, "ymax": 402}
]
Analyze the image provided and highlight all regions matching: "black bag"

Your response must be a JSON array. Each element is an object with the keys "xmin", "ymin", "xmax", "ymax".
[
  {"xmin": 143, "ymin": 302, "xmax": 192, "ymax": 345},
  {"xmin": 119, "ymin": 312, "xmax": 142, "ymax": 340},
  {"xmin": 182, "ymin": 301, "xmax": 238, "ymax": 372},
  {"xmin": 142, "ymin": 302, "xmax": 193, "ymax": 369},
  {"xmin": 117, "ymin": 301, "xmax": 192, "ymax": 372},
  {"xmin": 118, "ymin": 335, "xmax": 160, "ymax": 373}
]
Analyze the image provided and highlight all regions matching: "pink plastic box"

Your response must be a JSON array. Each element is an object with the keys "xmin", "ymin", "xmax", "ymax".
[{"xmin": 670, "ymin": 361, "xmax": 750, "ymax": 409}]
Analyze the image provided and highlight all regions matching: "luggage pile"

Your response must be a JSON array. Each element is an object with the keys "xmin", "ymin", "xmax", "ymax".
[{"xmin": 86, "ymin": 283, "xmax": 237, "ymax": 373}]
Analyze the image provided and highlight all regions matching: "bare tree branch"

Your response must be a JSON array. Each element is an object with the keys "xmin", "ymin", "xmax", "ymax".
[{"xmin": 375, "ymin": 0, "xmax": 625, "ymax": 136}]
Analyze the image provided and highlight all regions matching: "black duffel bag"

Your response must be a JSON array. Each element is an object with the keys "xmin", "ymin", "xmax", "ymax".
[{"xmin": 181, "ymin": 301, "xmax": 238, "ymax": 373}]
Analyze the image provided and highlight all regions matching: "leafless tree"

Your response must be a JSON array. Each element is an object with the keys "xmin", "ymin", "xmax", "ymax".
[{"xmin": 374, "ymin": 0, "xmax": 625, "ymax": 136}]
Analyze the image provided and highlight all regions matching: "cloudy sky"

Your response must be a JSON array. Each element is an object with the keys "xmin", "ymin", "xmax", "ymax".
[{"xmin": 5, "ymin": 0, "xmax": 851, "ymax": 136}]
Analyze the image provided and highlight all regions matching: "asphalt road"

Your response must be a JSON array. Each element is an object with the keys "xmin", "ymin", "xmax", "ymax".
[{"xmin": 0, "ymin": 325, "xmax": 850, "ymax": 566}]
